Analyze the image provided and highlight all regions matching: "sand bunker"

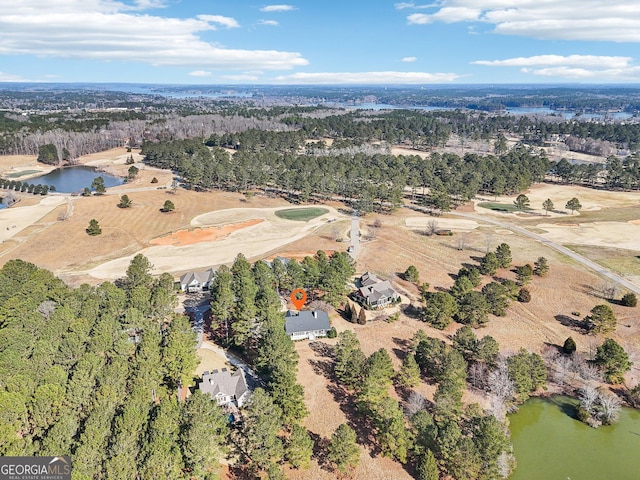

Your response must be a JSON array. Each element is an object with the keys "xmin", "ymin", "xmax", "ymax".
[
  {"xmin": 405, "ymin": 217, "xmax": 480, "ymax": 230},
  {"xmin": 150, "ymin": 219, "xmax": 263, "ymax": 246},
  {"xmin": 85, "ymin": 205, "xmax": 340, "ymax": 280}
]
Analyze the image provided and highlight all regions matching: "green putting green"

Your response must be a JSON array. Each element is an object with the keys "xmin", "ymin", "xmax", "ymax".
[{"xmin": 275, "ymin": 207, "xmax": 329, "ymax": 221}]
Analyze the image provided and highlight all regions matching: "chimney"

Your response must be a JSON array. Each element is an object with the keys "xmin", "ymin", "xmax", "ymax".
[{"xmin": 312, "ymin": 311, "xmax": 317, "ymax": 318}]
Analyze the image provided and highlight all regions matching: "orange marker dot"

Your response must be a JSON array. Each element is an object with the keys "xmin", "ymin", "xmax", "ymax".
[{"xmin": 290, "ymin": 288, "xmax": 307, "ymax": 310}]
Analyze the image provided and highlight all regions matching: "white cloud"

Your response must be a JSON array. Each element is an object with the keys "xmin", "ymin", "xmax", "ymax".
[
  {"xmin": 0, "ymin": 71, "xmax": 26, "ymax": 81},
  {"xmin": 473, "ymin": 54, "xmax": 640, "ymax": 81},
  {"xmin": 189, "ymin": 70, "xmax": 212, "ymax": 77},
  {"xmin": 258, "ymin": 19, "xmax": 280, "ymax": 26},
  {"xmin": 395, "ymin": 2, "xmax": 432, "ymax": 10},
  {"xmin": 0, "ymin": 1, "xmax": 308, "ymax": 70},
  {"xmin": 401, "ymin": 56, "xmax": 417, "ymax": 62},
  {"xmin": 404, "ymin": 1, "xmax": 640, "ymax": 42},
  {"xmin": 473, "ymin": 55, "xmax": 633, "ymax": 69},
  {"xmin": 197, "ymin": 15, "xmax": 239, "ymax": 29},
  {"xmin": 274, "ymin": 71, "xmax": 460, "ymax": 84},
  {"xmin": 260, "ymin": 4, "xmax": 296, "ymax": 12}
]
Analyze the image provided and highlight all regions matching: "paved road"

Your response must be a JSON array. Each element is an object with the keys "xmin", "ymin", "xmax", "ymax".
[
  {"xmin": 445, "ymin": 210, "xmax": 640, "ymax": 295},
  {"xmin": 349, "ymin": 214, "xmax": 360, "ymax": 259}
]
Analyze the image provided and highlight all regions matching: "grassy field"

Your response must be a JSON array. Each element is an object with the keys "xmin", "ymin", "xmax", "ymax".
[
  {"xmin": 566, "ymin": 244, "xmax": 640, "ymax": 277},
  {"xmin": 477, "ymin": 202, "xmax": 520, "ymax": 213},
  {"xmin": 275, "ymin": 207, "xmax": 329, "ymax": 221},
  {"xmin": 6, "ymin": 170, "xmax": 43, "ymax": 178}
]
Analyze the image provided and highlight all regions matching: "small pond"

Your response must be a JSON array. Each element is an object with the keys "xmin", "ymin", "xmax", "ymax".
[
  {"xmin": 509, "ymin": 396, "xmax": 640, "ymax": 479},
  {"xmin": 30, "ymin": 166, "xmax": 124, "ymax": 193}
]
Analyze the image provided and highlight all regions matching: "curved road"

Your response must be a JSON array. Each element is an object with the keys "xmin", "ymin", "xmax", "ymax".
[{"xmin": 445, "ymin": 210, "xmax": 640, "ymax": 295}]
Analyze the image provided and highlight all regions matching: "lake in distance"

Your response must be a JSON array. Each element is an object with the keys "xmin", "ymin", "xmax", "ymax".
[
  {"xmin": 31, "ymin": 166, "xmax": 124, "ymax": 193},
  {"xmin": 509, "ymin": 396, "xmax": 640, "ymax": 480}
]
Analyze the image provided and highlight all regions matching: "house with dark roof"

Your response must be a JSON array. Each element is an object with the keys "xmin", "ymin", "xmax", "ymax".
[
  {"xmin": 355, "ymin": 271, "xmax": 400, "ymax": 309},
  {"xmin": 179, "ymin": 268, "xmax": 216, "ymax": 293},
  {"xmin": 285, "ymin": 310, "xmax": 331, "ymax": 341},
  {"xmin": 198, "ymin": 368, "xmax": 249, "ymax": 408}
]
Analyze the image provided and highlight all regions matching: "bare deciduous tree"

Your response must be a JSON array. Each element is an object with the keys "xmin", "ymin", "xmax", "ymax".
[
  {"xmin": 488, "ymin": 361, "xmax": 515, "ymax": 401},
  {"xmin": 36, "ymin": 300, "xmax": 57, "ymax": 320},
  {"xmin": 597, "ymin": 391, "xmax": 622, "ymax": 424},
  {"xmin": 426, "ymin": 219, "xmax": 439, "ymax": 236},
  {"xmin": 579, "ymin": 384, "xmax": 599, "ymax": 413},
  {"xmin": 405, "ymin": 390, "xmax": 428, "ymax": 417}
]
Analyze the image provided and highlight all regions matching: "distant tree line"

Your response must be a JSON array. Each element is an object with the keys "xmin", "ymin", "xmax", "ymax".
[
  {"xmin": 142, "ymin": 137, "xmax": 550, "ymax": 213},
  {"xmin": 0, "ymin": 178, "xmax": 53, "ymax": 195}
]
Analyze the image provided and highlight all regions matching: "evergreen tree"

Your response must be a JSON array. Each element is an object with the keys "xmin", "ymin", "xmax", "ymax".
[
  {"xmin": 565, "ymin": 197, "xmax": 582, "ymax": 214},
  {"xmin": 416, "ymin": 449, "xmax": 439, "ymax": 480},
  {"xmin": 209, "ymin": 265, "xmax": 234, "ymax": 345},
  {"xmin": 358, "ymin": 306, "xmax": 367, "ymax": 325},
  {"xmin": 327, "ymin": 424, "xmax": 360, "ymax": 474},
  {"xmin": 180, "ymin": 391, "xmax": 228, "ymax": 478},
  {"xmin": 91, "ymin": 176, "xmax": 106, "ymax": 195},
  {"xmin": 404, "ymin": 265, "xmax": 420, "ymax": 283},
  {"xmin": 334, "ymin": 331, "xmax": 366, "ymax": 388},
  {"xmin": 162, "ymin": 315, "xmax": 198, "ymax": 390},
  {"xmin": 621, "ymin": 292, "xmax": 637, "ymax": 307},
  {"xmin": 479, "ymin": 252, "xmax": 499, "ymax": 276},
  {"xmin": 515, "ymin": 264, "xmax": 533, "ymax": 286},
  {"xmin": 495, "ymin": 243, "xmax": 512, "ymax": 268},
  {"xmin": 513, "ymin": 194, "xmax": 530, "ymax": 211},
  {"xmin": 563, "ymin": 337, "xmax": 577, "ymax": 355},
  {"xmin": 533, "ymin": 256, "xmax": 549, "ymax": 276},
  {"xmin": 542, "ymin": 198, "xmax": 554, "ymax": 215},
  {"xmin": 397, "ymin": 353, "xmax": 421, "ymax": 388},
  {"xmin": 594, "ymin": 338, "xmax": 631, "ymax": 384},
  {"xmin": 162, "ymin": 200, "xmax": 175, "ymax": 212},
  {"xmin": 238, "ymin": 388, "xmax": 284, "ymax": 471},
  {"xmin": 586, "ymin": 304, "xmax": 617, "ymax": 334},
  {"xmin": 118, "ymin": 194, "xmax": 132, "ymax": 208},
  {"xmin": 86, "ymin": 219, "xmax": 102, "ymax": 236},
  {"xmin": 285, "ymin": 424, "xmax": 314, "ymax": 469}
]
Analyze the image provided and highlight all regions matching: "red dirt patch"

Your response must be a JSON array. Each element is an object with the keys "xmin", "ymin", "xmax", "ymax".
[{"xmin": 149, "ymin": 219, "xmax": 263, "ymax": 246}]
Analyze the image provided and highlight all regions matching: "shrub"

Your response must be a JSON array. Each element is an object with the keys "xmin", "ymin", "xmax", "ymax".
[
  {"xmin": 621, "ymin": 293, "xmax": 637, "ymax": 307},
  {"xmin": 563, "ymin": 337, "xmax": 577, "ymax": 355},
  {"xmin": 327, "ymin": 327, "xmax": 337, "ymax": 338},
  {"xmin": 151, "ymin": 177, "xmax": 159, "ymax": 184},
  {"xmin": 517, "ymin": 288, "xmax": 531, "ymax": 303}
]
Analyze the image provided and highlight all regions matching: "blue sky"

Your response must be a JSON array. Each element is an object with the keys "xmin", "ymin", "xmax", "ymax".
[{"xmin": 1, "ymin": 0, "xmax": 639, "ymax": 84}]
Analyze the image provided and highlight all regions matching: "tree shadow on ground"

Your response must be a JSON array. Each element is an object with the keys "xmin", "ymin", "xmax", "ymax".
[
  {"xmin": 308, "ymin": 431, "xmax": 332, "ymax": 472},
  {"xmin": 555, "ymin": 314, "xmax": 589, "ymax": 333},
  {"xmin": 326, "ymin": 384, "xmax": 381, "ymax": 457},
  {"xmin": 309, "ymin": 341, "xmax": 334, "ymax": 359},
  {"xmin": 402, "ymin": 304, "xmax": 422, "ymax": 319},
  {"xmin": 308, "ymin": 359, "xmax": 334, "ymax": 379}
]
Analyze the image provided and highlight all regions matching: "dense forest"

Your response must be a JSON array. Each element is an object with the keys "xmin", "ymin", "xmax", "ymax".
[{"xmin": 142, "ymin": 135, "xmax": 551, "ymax": 213}]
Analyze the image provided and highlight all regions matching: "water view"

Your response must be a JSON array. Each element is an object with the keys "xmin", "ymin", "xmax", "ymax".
[
  {"xmin": 31, "ymin": 166, "xmax": 124, "ymax": 193},
  {"xmin": 509, "ymin": 397, "xmax": 640, "ymax": 480}
]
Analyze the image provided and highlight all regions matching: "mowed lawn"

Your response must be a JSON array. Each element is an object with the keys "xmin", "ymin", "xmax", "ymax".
[{"xmin": 275, "ymin": 207, "xmax": 329, "ymax": 221}]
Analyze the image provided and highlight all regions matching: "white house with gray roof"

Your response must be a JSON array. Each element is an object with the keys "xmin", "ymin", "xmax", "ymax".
[
  {"xmin": 179, "ymin": 268, "xmax": 216, "ymax": 293},
  {"xmin": 355, "ymin": 271, "xmax": 400, "ymax": 309},
  {"xmin": 285, "ymin": 310, "xmax": 331, "ymax": 341},
  {"xmin": 198, "ymin": 368, "xmax": 249, "ymax": 408}
]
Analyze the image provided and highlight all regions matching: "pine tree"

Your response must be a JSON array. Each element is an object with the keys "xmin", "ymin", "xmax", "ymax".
[
  {"xmin": 327, "ymin": 424, "xmax": 360, "ymax": 474},
  {"xmin": 86, "ymin": 219, "xmax": 102, "ymax": 236},
  {"xmin": 358, "ymin": 306, "xmax": 367, "ymax": 325},
  {"xmin": 533, "ymin": 256, "xmax": 549, "ymax": 276}
]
